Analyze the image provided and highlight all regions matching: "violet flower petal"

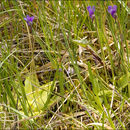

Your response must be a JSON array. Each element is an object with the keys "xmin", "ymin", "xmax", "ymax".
[
  {"xmin": 24, "ymin": 18, "xmax": 27, "ymax": 21},
  {"xmin": 87, "ymin": 6, "xmax": 91, "ymax": 11},
  {"xmin": 108, "ymin": 6, "xmax": 112, "ymax": 13},
  {"xmin": 26, "ymin": 15, "xmax": 30, "ymax": 20},
  {"xmin": 30, "ymin": 16, "xmax": 34, "ymax": 22},
  {"xmin": 113, "ymin": 5, "xmax": 117, "ymax": 10},
  {"xmin": 92, "ymin": 6, "xmax": 95, "ymax": 12}
]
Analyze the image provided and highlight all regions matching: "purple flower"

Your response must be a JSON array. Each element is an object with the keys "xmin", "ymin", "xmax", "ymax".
[
  {"xmin": 24, "ymin": 15, "xmax": 34, "ymax": 25},
  {"xmin": 108, "ymin": 5, "xmax": 117, "ymax": 19},
  {"xmin": 87, "ymin": 6, "xmax": 95, "ymax": 20}
]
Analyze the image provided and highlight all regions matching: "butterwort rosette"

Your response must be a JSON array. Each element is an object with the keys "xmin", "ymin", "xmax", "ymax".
[
  {"xmin": 108, "ymin": 5, "xmax": 117, "ymax": 19},
  {"xmin": 87, "ymin": 6, "xmax": 95, "ymax": 20},
  {"xmin": 24, "ymin": 15, "xmax": 34, "ymax": 26}
]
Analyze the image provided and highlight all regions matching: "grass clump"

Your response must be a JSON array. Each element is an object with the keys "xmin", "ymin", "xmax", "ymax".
[{"xmin": 0, "ymin": 0, "xmax": 129, "ymax": 129}]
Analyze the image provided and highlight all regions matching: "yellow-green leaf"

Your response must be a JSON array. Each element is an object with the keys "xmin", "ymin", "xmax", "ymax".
[{"xmin": 72, "ymin": 37, "xmax": 90, "ymax": 47}]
